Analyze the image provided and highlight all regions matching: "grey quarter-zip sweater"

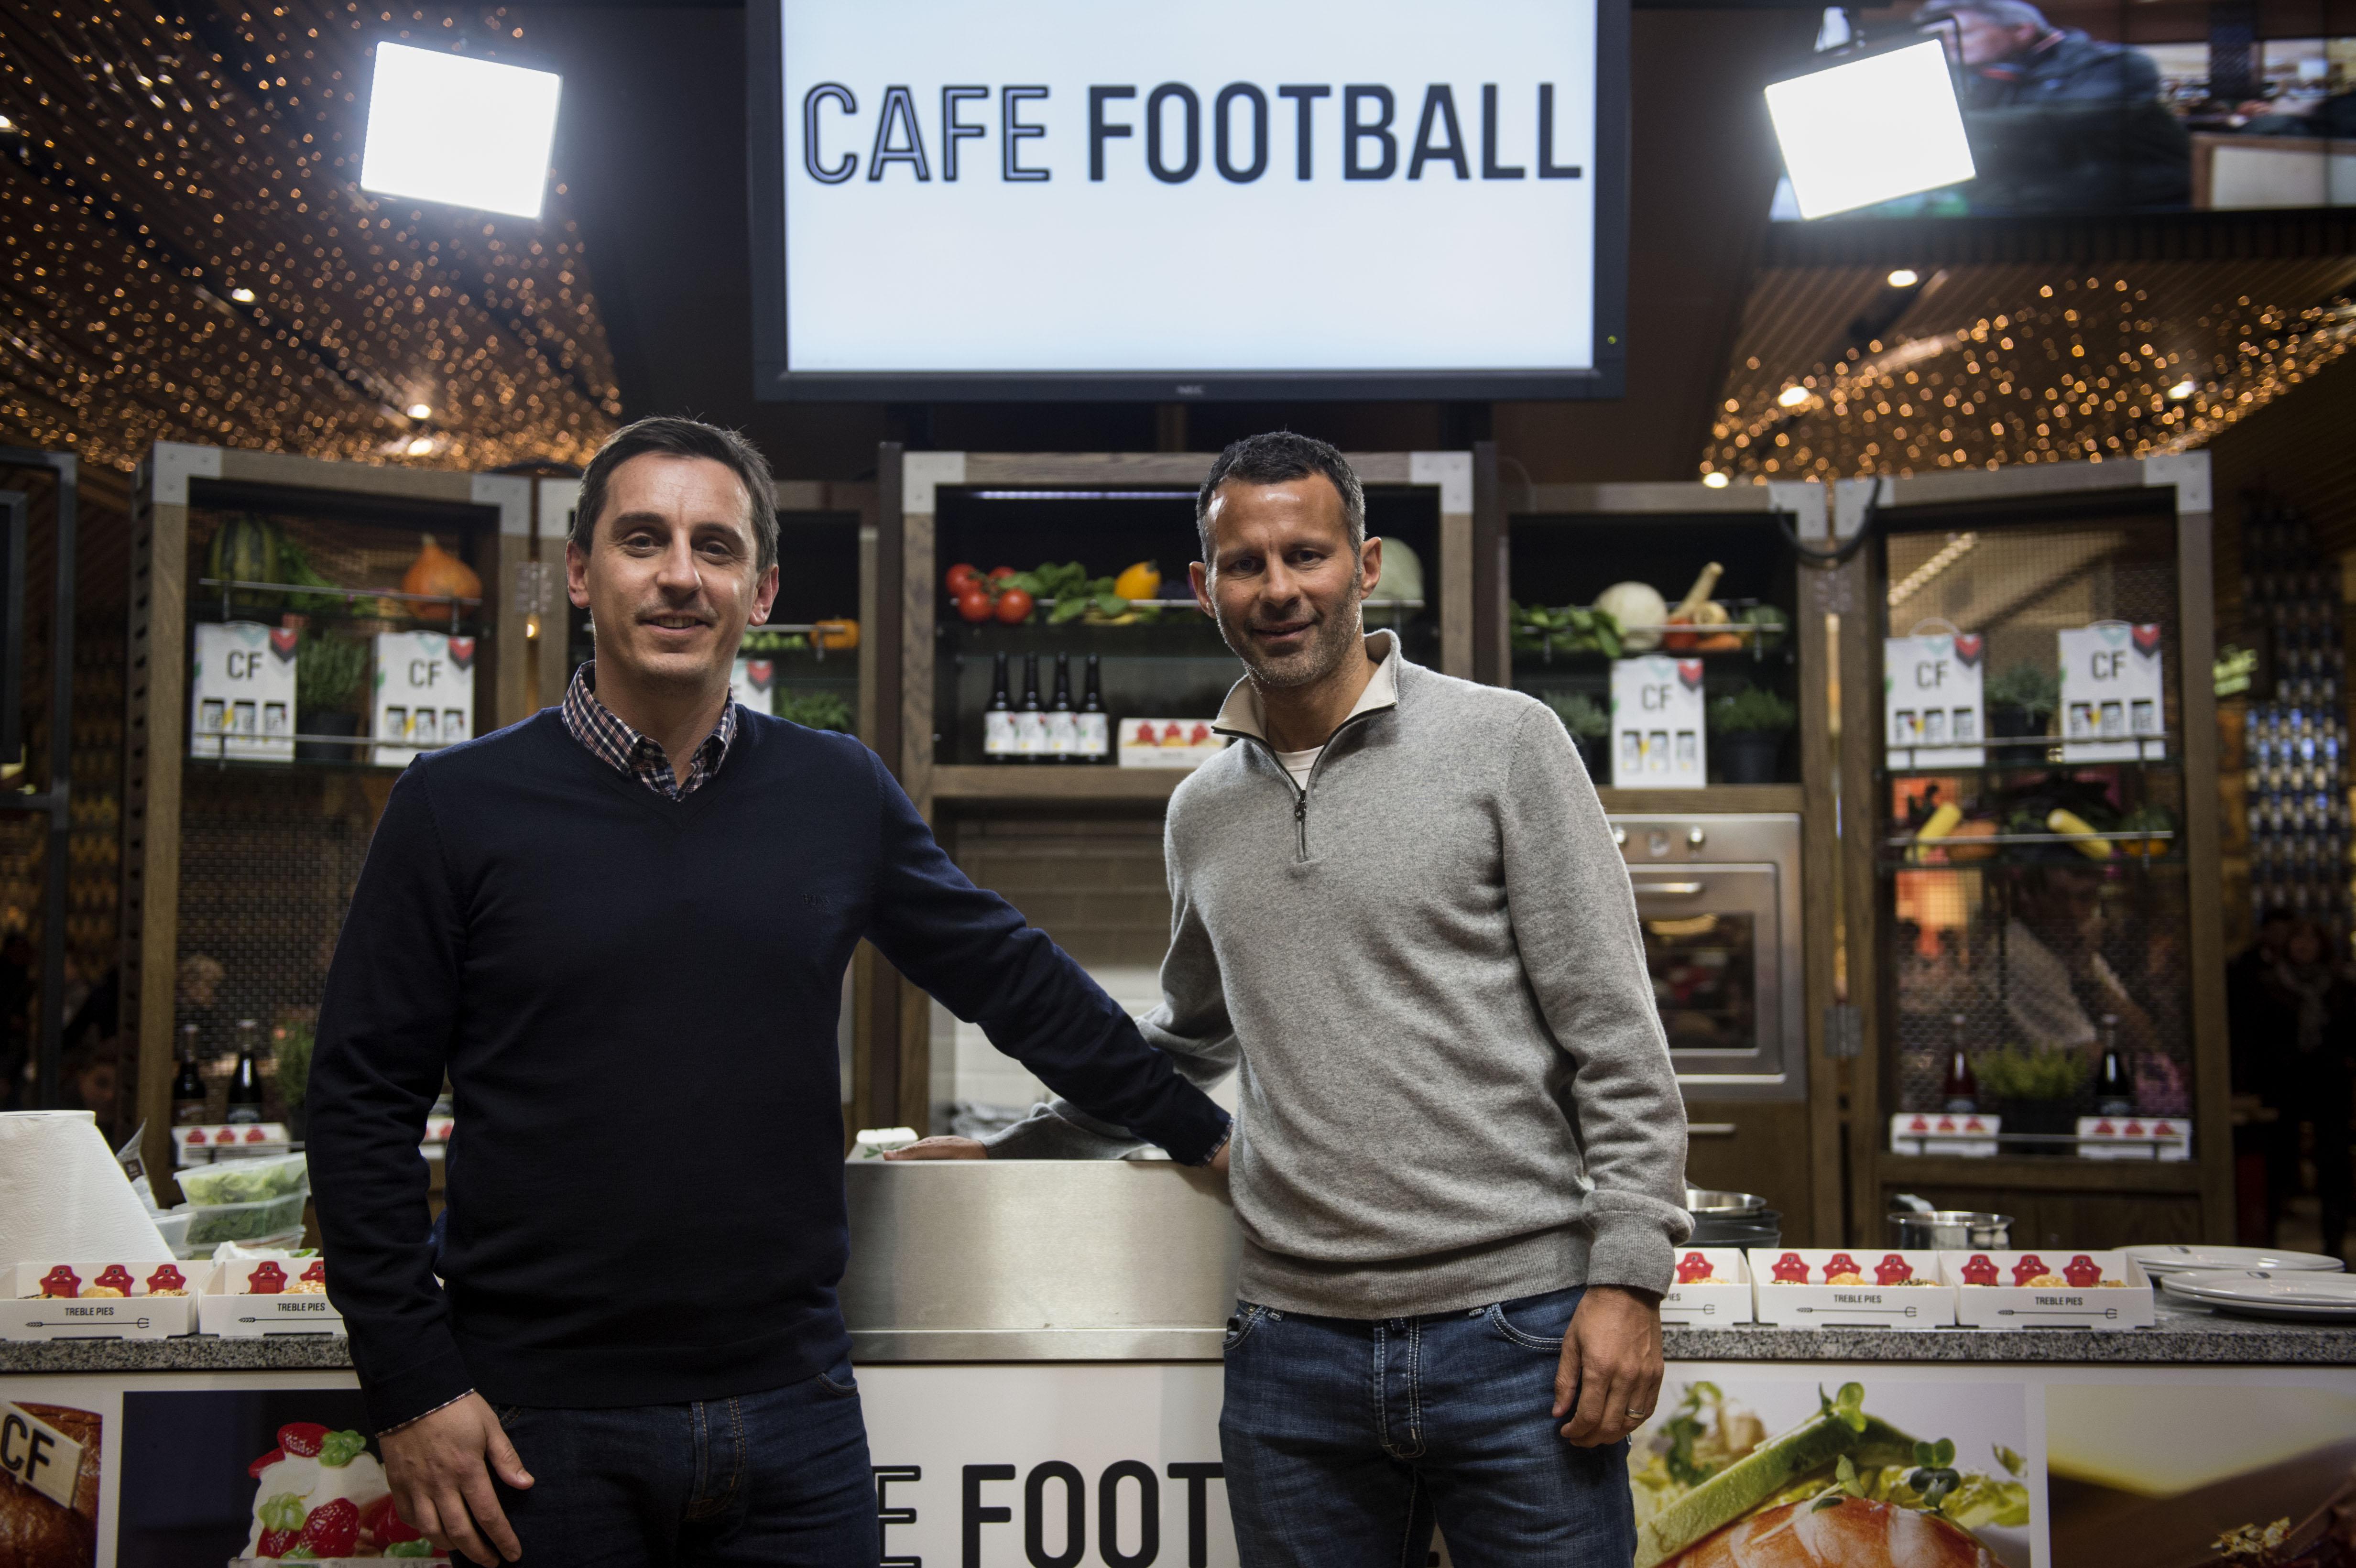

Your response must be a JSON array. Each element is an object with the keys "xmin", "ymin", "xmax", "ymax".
[{"xmin": 988, "ymin": 630, "xmax": 1692, "ymax": 1315}]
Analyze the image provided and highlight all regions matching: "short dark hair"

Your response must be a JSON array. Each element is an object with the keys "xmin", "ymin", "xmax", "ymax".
[
  {"xmin": 1915, "ymin": 0, "xmax": 2050, "ymax": 29},
  {"xmin": 1195, "ymin": 432, "xmax": 1366, "ymax": 562},
  {"xmin": 571, "ymin": 416, "xmax": 779, "ymax": 574}
]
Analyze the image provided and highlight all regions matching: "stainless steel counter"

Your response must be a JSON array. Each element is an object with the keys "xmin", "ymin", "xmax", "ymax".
[{"xmin": 840, "ymin": 1158, "xmax": 1240, "ymax": 1361}]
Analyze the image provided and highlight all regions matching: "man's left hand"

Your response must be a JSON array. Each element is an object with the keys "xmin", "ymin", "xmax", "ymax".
[{"xmin": 1553, "ymin": 1284, "xmax": 1663, "ymax": 1448}]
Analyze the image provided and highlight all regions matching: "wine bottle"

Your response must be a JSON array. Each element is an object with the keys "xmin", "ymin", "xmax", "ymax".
[
  {"xmin": 1017, "ymin": 653, "xmax": 1046, "ymax": 763},
  {"xmin": 983, "ymin": 652, "xmax": 1014, "ymax": 762},
  {"xmin": 1079, "ymin": 654, "xmax": 1110, "ymax": 765},
  {"xmin": 172, "ymin": 1023, "xmax": 209, "ymax": 1127},
  {"xmin": 1941, "ymin": 1014, "xmax": 1978, "ymax": 1113},
  {"xmin": 1047, "ymin": 652, "xmax": 1078, "ymax": 763},
  {"xmin": 225, "ymin": 1019, "xmax": 264, "ymax": 1125},
  {"xmin": 2095, "ymin": 1013, "xmax": 2133, "ymax": 1115}
]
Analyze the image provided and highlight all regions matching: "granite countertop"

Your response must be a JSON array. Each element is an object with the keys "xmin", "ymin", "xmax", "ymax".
[{"xmin": 4, "ymin": 1296, "xmax": 2352, "ymax": 1373}]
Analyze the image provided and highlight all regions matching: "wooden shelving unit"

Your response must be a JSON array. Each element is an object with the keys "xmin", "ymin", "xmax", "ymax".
[
  {"xmin": 928, "ymin": 765, "xmax": 1188, "ymax": 805},
  {"xmin": 1827, "ymin": 456, "xmax": 2232, "ymax": 1250}
]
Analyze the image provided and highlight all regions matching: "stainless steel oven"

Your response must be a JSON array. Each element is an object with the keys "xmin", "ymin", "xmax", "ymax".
[{"xmin": 1611, "ymin": 813, "xmax": 1805, "ymax": 1102}]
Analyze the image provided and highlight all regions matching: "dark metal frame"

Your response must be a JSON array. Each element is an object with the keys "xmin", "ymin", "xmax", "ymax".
[
  {"xmin": 745, "ymin": 0, "xmax": 1630, "ymax": 403},
  {"xmin": 0, "ymin": 448, "xmax": 77, "ymax": 1110}
]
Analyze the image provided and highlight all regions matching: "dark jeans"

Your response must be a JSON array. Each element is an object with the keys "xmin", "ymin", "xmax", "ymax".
[
  {"xmin": 1219, "ymin": 1285, "xmax": 1636, "ymax": 1568},
  {"xmin": 473, "ymin": 1359, "xmax": 879, "ymax": 1568}
]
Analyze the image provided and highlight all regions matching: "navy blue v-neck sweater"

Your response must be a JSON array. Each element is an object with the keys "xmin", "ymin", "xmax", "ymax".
[{"xmin": 307, "ymin": 708, "xmax": 1229, "ymax": 1432}]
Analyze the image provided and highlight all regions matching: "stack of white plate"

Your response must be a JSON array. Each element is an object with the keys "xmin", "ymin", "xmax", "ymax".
[
  {"xmin": 2157, "ymin": 1269, "xmax": 2356, "ymax": 1321},
  {"xmin": 2123, "ymin": 1243, "xmax": 2345, "ymax": 1278}
]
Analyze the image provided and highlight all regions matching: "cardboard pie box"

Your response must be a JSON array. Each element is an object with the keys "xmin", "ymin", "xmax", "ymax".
[
  {"xmin": 1940, "ymin": 1249, "xmax": 2156, "ymax": 1330},
  {"xmin": 1660, "ymin": 1247, "xmax": 1755, "ymax": 1326},
  {"xmin": 1887, "ymin": 1110, "xmax": 2001, "ymax": 1158},
  {"xmin": 1116, "ymin": 718, "xmax": 1228, "ymax": 769},
  {"xmin": 2073, "ymin": 1114, "xmax": 2191, "ymax": 1161},
  {"xmin": 1748, "ymin": 1248, "xmax": 1956, "ymax": 1328},
  {"xmin": 174, "ymin": 1122, "xmax": 292, "ymax": 1165},
  {"xmin": 199, "ymin": 1255, "xmax": 345, "ymax": 1337},
  {"xmin": 3, "ymin": 1260, "xmax": 207, "ymax": 1340}
]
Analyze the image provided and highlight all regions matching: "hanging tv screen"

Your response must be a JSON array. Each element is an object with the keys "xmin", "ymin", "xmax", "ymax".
[{"xmin": 749, "ymin": 0, "xmax": 1627, "ymax": 401}]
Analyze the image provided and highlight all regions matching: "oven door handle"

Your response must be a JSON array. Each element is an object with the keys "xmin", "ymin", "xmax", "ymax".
[{"xmin": 1634, "ymin": 880, "xmax": 1707, "ymax": 895}]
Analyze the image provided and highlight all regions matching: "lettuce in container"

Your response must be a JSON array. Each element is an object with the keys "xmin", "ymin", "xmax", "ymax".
[{"xmin": 178, "ymin": 1152, "xmax": 308, "ymax": 1206}]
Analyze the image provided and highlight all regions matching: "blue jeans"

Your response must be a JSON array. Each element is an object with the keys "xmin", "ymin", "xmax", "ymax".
[
  {"xmin": 476, "ymin": 1359, "xmax": 879, "ymax": 1568},
  {"xmin": 1220, "ymin": 1285, "xmax": 1636, "ymax": 1568}
]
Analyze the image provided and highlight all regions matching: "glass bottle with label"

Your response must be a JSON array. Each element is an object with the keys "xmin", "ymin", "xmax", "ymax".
[
  {"xmin": 1017, "ymin": 653, "xmax": 1046, "ymax": 763},
  {"xmin": 983, "ymin": 652, "xmax": 1014, "ymax": 762},
  {"xmin": 2094, "ymin": 1012, "xmax": 2133, "ymax": 1115},
  {"xmin": 1079, "ymin": 654, "xmax": 1110, "ymax": 764},
  {"xmin": 172, "ymin": 1023, "xmax": 209, "ymax": 1127},
  {"xmin": 1940, "ymin": 1013, "xmax": 1977, "ymax": 1113},
  {"xmin": 225, "ymin": 1019, "xmax": 265, "ymax": 1125},
  {"xmin": 1047, "ymin": 653, "xmax": 1078, "ymax": 763}
]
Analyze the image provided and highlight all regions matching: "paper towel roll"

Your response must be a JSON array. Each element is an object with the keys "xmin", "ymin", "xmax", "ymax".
[{"xmin": 0, "ymin": 1111, "xmax": 172, "ymax": 1267}]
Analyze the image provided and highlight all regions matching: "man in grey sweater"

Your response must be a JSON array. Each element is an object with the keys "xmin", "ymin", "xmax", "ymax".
[{"xmin": 894, "ymin": 432, "xmax": 1690, "ymax": 1566}]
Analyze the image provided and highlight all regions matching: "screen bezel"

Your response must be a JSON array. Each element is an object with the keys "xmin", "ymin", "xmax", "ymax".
[{"xmin": 746, "ymin": 0, "xmax": 1629, "ymax": 402}]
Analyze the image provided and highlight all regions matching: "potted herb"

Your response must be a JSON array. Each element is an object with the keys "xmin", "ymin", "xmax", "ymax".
[
  {"xmin": 1543, "ymin": 690, "xmax": 1610, "ymax": 774},
  {"xmin": 1985, "ymin": 662, "xmax": 2060, "ymax": 739},
  {"xmin": 294, "ymin": 630, "xmax": 371, "ymax": 762},
  {"xmin": 1973, "ymin": 1043, "xmax": 2089, "ymax": 1153},
  {"xmin": 272, "ymin": 1021, "xmax": 314, "ymax": 1141},
  {"xmin": 1707, "ymin": 685, "xmax": 1796, "ymax": 784}
]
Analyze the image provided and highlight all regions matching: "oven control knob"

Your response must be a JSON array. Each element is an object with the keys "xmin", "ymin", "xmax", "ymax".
[
  {"xmin": 1647, "ymin": 830, "xmax": 1672, "ymax": 858},
  {"xmin": 1613, "ymin": 826, "xmax": 1627, "ymax": 847},
  {"xmin": 1687, "ymin": 827, "xmax": 1708, "ymax": 849}
]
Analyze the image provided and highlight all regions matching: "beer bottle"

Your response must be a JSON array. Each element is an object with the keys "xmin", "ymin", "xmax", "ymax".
[
  {"xmin": 172, "ymin": 1024, "xmax": 209, "ymax": 1127},
  {"xmin": 1940, "ymin": 1014, "xmax": 1978, "ymax": 1113},
  {"xmin": 225, "ymin": 1019, "xmax": 264, "ymax": 1125},
  {"xmin": 983, "ymin": 652, "xmax": 1014, "ymax": 762}
]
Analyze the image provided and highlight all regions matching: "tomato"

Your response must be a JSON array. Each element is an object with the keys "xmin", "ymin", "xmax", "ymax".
[
  {"xmin": 945, "ymin": 563, "xmax": 982, "ymax": 595},
  {"xmin": 994, "ymin": 587, "xmax": 1035, "ymax": 623},
  {"xmin": 988, "ymin": 566, "xmax": 1018, "ymax": 584},
  {"xmin": 954, "ymin": 587, "xmax": 995, "ymax": 623}
]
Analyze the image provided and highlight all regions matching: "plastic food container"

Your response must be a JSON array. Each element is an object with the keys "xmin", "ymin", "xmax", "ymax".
[
  {"xmin": 175, "ymin": 1151, "xmax": 307, "ymax": 1207},
  {"xmin": 153, "ymin": 1208, "xmax": 192, "ymax": 1255},
  {"xmin": 184, "ymin": 1187, "xmax": 310, "ymax": 1247}
]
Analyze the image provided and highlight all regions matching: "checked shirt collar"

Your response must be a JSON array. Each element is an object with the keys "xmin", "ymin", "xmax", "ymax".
[{"xmin": 561, "ymin": 660, "xmax": 738, "ymax": 801}]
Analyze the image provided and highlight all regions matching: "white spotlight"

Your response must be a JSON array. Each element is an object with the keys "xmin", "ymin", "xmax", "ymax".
[
  {"xmin": 360, "ymin": 43, "xmax": 562, "ymax": 219},
  {"xmin": 407, "ymin": 403, "xmax": 434, "ymax": 419},
  {"xmin": 1887, "ymin": 268, "xmax": 1920, "ymax": 288},
  {"xmin": 1778, "ymin": 385, "xmax": 1813, "ymax": 409},
  {"xmin": 229, "ymin": 286, "xmax": 256, "ymax": 303},
  {"xmin": 2167, "ymin": 379, "xmax": 2197, "ymax": 400},
  {"xmin": 406, "ymin": 436, "xmax": 437, "ymax": 457},
  {"xmin": 1702, "ymin": 471, "xmax": 1732, "ymax": 489},
  {"xmin": 1766, "ymin": 41, "xmax": 1976, "ymax": 220}
]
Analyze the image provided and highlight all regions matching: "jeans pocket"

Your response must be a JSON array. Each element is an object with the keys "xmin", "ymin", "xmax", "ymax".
[
  {"xmin": 489, "ymin": 1402, "xmax": 529, "ymax": 1429},
  {"xmin": 1221, "ymin": 1303, "xmax": 1267, "ymax": 1351},
  {"xmin": 813, "ymin": 1357, "xmax": 860, "ymax": 1399},
  {"xmin": 1484, "ymin": 1299, "xmax": 1572, "ymax": 1353}
]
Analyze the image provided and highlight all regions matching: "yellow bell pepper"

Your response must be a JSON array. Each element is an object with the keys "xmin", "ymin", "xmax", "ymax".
[
  {"xmin": 2046, "ymin": 808, "xmax": 2112, "ymax": 859},
  {"xmin": 1113, "ymin": 561, "xmax": 1162, "ymax": 602},
  {"xmin": 814, "ymin": 618, "xmax": 859, "ymax": 652}
]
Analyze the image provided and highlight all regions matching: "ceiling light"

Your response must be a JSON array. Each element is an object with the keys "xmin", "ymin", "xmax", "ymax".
[
  {"xmin": 1766, "ymin": 41, "xmax": 1976, "ymax": 219},
  {"xmin": 1887, "ymin": 268, "xmax": 1920, "ymax": 288},
  {"xmin": 2167, "ymin": 379, "xmax": 2197, "ymax": 400},
  {"xmin": 0, "ymin": 115, "xmax": 16, "ymax": 134},
  {"xmin": 360, "ymin": 42, "xmax": 563, "ymax": 220},
  {"xmin": 406, "ymin": 403, "xmax": 433, "ymax": 419},
  {"xmin": 405, "ymin": 436, "xmax": 436, "ymax": 456},
  {"xmin": 229, "ymin": 286, "xmax": 256, "ymax": 304},
  {"xmin": 1702, "ymin": 471, "xmax": 1731, "ymax": 489},
  {"xmin": 1778, "ymin": 384, "xmax": 1812, "ymax": 408}
]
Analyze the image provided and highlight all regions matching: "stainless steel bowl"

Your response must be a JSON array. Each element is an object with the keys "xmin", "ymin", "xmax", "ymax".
[
  {"xmin": 1686, "ymin": 1188, "xmax": 1770, "ymax": 1216},
  {"xmin": 1887, "ymin": 1209, "xmax": 2012, "ymax": 1250}
]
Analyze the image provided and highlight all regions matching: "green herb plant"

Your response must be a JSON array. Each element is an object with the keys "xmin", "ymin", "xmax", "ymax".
[
  {"xmin": 1973, "ymin": 1043, "xmax": 2090, "ymax": 1101},
  {"xmin": 1510, "ymin": 601, "xmax": 1622, "ymax": 658},
  {"xmin": 739, "ymin": 629, "xmax": 811, "ymax": 656},
  {"xmin": 273, "ymin": 1022, "xmax": 314, "ymax": 1110},
  {"xmin": 1985, "ymin": 662, "xmax": 2062, "ymax": 722},
  {"xmin": 776, "ymin": 691, "xmax": 855, "ymax": 732},
  {"xmin": 294, "ymin": 632, "xmax": 370, "ymax": 714},
  {"xmin": 1708, "ymin": 685, "xmax": 1797, "ymax": 734},
  {"xmin": 1544, "ymin": 691, "xmax": 1611, "ymax": 740}
]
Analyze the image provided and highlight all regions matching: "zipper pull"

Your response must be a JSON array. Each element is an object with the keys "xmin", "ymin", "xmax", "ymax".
[{"xmin": 1294, "ymin": 794, "xmax": 1307, "ymax": 822}]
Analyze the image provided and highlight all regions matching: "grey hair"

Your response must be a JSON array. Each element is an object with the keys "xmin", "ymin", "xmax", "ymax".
[
  {"xmin": 1915, "ymin": 0, "xmax": 2051, "ymax": 30},
  {"xmin": 1195, "ymin": 431, "xmax": 1366, "ymax": 561}
]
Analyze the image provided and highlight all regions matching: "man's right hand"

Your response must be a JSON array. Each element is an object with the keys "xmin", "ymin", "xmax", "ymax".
[{"xmin": 380, "ymin": 1392, "xmax": 532, "ymax": 1564}]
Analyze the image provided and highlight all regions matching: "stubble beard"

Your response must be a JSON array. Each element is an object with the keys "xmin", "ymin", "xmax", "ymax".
[{"xmin": 1214, "ymin": 576, "xmax": 1366, "ymax": 692}]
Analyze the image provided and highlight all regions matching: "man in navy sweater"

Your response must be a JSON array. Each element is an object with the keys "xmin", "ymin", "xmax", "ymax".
[{"xmin": 307, "ymin": 417, "xmax": 1233, "ymax": 1567}]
